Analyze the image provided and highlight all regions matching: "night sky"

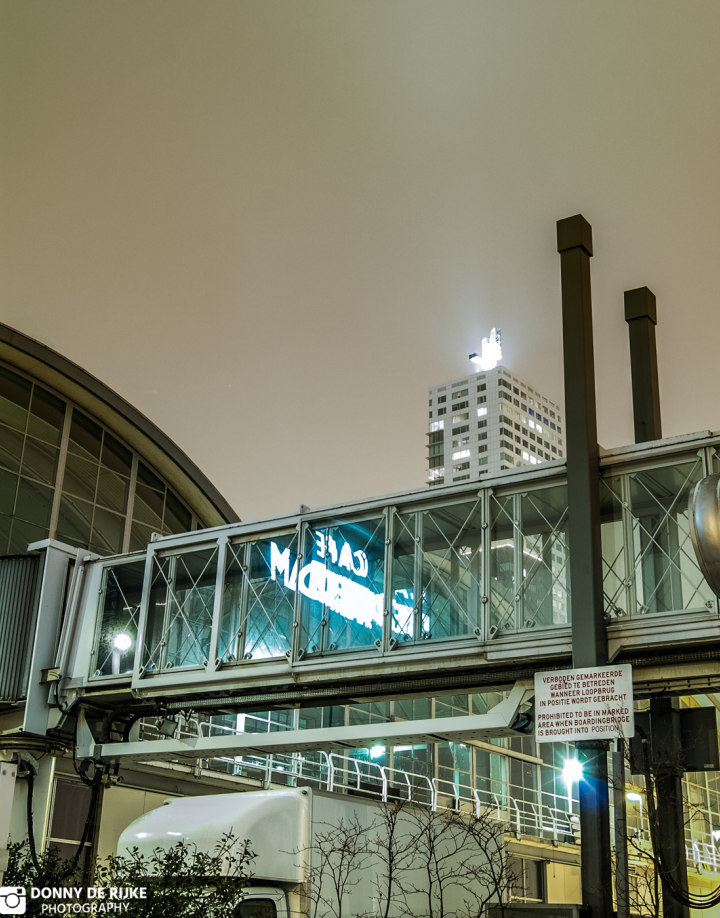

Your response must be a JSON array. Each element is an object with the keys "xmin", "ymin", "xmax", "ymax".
[{"xmin": 2, "ymin": 2, "xmax": 719, "ymax": 522}]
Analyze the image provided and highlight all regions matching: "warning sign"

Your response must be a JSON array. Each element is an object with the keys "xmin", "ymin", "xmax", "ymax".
[{"xmin": 534, "ymin": 664, "xmax": 634, "ymax": 743}]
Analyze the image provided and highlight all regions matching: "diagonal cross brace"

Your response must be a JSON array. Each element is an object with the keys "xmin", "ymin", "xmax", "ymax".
[{"xmin": 81, "ymin": 681, "xmax": 534, "ymax": 765}]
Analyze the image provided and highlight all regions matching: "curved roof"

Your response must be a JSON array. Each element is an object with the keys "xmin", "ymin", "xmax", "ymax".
[{"xmin": 0, "ymin": 322, "xmax": 240, "ymax": 527}]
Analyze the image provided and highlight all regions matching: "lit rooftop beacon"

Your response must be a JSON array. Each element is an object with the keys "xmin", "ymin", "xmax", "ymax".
[{"xmin": 469, "ymin": 328, "xmax": 502, "ymax": 372}]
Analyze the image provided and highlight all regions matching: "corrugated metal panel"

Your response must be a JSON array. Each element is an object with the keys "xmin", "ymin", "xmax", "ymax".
[{"xmin": 0, "ymin": 554, "xmax": 41, "ymax": 703}]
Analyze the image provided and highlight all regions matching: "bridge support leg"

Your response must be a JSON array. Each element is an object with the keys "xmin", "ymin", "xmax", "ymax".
[
  {"xmin": 625, "ymin": 290, "xmax": 689, "ymax": 918},
  {"xmin": 651, "ymin": 698, "xmax": 690, "ymax": 918},
  {"xmin": 557, "ymin": 214, "xmax": 612, "ymax": 918}
]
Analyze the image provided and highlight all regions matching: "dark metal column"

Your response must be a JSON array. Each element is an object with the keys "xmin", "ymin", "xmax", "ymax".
[
  {"xmin": 624, "ymin": 286, "xmax": 662, "ymax": 442},
  {"xmin": 557, "ymin": 214, "xmax": 612, "ymax": 918},
  {"xmin": 650, "ymin": 698, "xmax": 690, "ymax": 918},
  {"xmin": 624, "ymin": 289, "xmax": 688, "ymax": 918}
]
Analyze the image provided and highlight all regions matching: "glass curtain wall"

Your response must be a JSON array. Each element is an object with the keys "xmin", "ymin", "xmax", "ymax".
[{"xmin": 0, "ymin": 361, "xmax": 199, "ymax": 555}]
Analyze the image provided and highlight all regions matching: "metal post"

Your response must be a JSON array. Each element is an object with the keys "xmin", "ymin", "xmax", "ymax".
[
  {"xmin": 625, "ymin": 288, "xmax": 689, "ymax": 918},
  {"xmin": 613, "ymin": 741, "xmax": 630, "ymax": 918},
  {"xmin": 624, "ymin": 287, "xmax": 661, "ymax": 443},
  {"xmin": 557, "ymin": 214, "xmax": 612, "ymax": 918},
  {"xmin": 650, "ymin": 700, "xmax": 690, "ymax": 918}
]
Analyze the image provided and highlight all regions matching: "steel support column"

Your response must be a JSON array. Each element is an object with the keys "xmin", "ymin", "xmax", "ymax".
[
  {"xmin": 650, "ymin": 698, "xmax": 690, "ymax": 918},
  {"xmin": 557, "ymin": 214, "xmax": 612, "ymax": 918},
  {"xmin": 624, "ymin": 293, "xmax": 688, "ymax": 918},
  {"xmin": 625, "ymin": 287, "xmax": 662, "ymax": 443}
]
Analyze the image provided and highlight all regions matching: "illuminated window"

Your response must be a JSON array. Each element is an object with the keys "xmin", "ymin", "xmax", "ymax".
[
  {"xmin": 452, "ymin": 449, "xmax": 470, "ymax": 461},
  {"xmin": 522, "ymin": 451, "xmax": 529, "ymax": 461},
  {"xmin": 430, "ymin": 420, "xmax": 444, "ymax": 432},
  {"xmin": 428, "ymin": 468, "xmax": 444, "ymax": 481},
  {"xmin": 477, "ymin": 407, "xmax": 488, "ymax": 418},
  {"xmin": 452, "ymin": 413, "xmax": 469, "ymax": 423},
  {"xmin": 452, "ymin": 438, "xmax": 469, "ymax": 449}
]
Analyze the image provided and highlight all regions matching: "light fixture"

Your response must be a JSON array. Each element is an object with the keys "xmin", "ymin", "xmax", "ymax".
[
  {"xmin": 111, "ymin": 632, "xmax": 133, "ymax": 652},
  {"xmin": 626, "ymin": 792, "xmax": 642, "ymax": 802},
  {"xmin": 469, "ymin": 328, "xmax": 502, "ymax": 371},
  {"xmin": 370, "ymin": 745, "xmax": 385, "ymax": 759},
  {"xmin": 561, "ymin": 758, "xmax": 583, "ymax": 785}
]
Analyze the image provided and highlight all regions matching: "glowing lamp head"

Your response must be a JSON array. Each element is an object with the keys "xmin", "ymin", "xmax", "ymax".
[
  {"xmin": 111, "ymin": 631, "xmax": 133, "ymax": 653},
  {"xmin": 561, "ymin": 758, "xmax": 583, "ymax": 786},
  {"xmin": 626, "ymin": 792, "xmax": 642, "ymax": 802},
  {"xmin": 370, "ymin": 745, "xmax": 385, "ymax": 759}
]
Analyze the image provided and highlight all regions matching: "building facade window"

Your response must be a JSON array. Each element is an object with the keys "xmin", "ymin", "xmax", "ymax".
[{"xmin": 0, "ymin": 362, "xmax": 200, "ymax": 555}]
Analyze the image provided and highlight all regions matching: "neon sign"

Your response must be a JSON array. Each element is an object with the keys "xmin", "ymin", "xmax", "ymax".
[{"xmin": 269, "ymin": 533, "xmax": 382, "ymax": 629}]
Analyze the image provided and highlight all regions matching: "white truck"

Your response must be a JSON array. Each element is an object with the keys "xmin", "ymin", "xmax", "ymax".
[{"xmin": 117, "ymin": 786, "xmax": 506, "ymax": 918}]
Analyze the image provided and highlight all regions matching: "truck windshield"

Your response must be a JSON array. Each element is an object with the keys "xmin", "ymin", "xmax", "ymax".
[{"xmin": 234, "ymin": 899, "xmax": 277, "ymax": 918}]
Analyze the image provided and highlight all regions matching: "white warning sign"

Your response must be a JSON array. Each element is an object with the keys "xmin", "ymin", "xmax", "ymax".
[{"xmin": 534, "ymin": 664, "xmax": 634, "ymax": 743}]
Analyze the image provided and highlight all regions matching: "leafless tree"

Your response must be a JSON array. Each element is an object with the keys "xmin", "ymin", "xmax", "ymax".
[
  {"xmin": 296, "ymin": 814, "xmax": 370, "ymax": 918},
  {"xmin": 448, "ymin": 809, "xmax": 517, "ymax": 918},
  {"xmin": 364, "ymin": 799, "xmax": 415, "ymax": 918}
]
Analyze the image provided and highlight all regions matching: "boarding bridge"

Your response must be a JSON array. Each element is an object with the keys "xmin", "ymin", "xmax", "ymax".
[{"xmin": 6, "ymin": 428, "xmax": 720, "ymax": 763}]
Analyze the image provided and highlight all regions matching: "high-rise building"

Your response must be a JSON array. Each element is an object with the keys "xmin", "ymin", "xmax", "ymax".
[{"xmin": 427, "ymin": 329, "xmax": 564, "ymax": 486}]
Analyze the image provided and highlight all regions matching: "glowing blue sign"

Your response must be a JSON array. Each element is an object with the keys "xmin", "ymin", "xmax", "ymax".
[{"xmin": 269, "ymin": 534, "xmax": 382, "ymax": 629}]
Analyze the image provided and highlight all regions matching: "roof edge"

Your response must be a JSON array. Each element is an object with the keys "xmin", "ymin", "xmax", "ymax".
[{"xmin": 0, "ymin": 322, "xmax": 240, "ymax": 526}]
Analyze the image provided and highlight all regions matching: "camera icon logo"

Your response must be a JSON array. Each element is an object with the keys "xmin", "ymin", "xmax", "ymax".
[{"xmin": 0, "ymin": 887, "xmax": 26, "ymax": 914}]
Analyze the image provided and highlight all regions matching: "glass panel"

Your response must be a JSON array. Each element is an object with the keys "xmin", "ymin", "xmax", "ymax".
[
  {"xmin": 15, "ymin": 478, "xmax": 53, "ymax": 528},
  {"xmin": 90, "ymin": 507, "xmax": 125, "ymax": 556},
  {"xmin": 628, "ymin": 457, "xmax": 712, "ymax": 614},
  {"xmin": 391, "ymin": 511, "xmax": 417, "ymax": 643},
  {"xmin": 137, "ymin": 461, "xmax": 164, "ymax": 491},
  {"xmin": 0, "ymin": 469, "xmax": 18, "ymax": 516},
  {"xmin": 221, "ymin": 533, "xmax": 298, "ymax": 663},
  {"xmin": 300, "ymin": 517, "xmax": 385, "ymax": 655},
  {"xmin": 57, "ymin": 494, "xmax": 93, "ymax": 546},
  {"xmin": 101, "ymin": 433, "xmax": 132, "ymax": 476},
  {"xmin": 419, "ymin": 500, "xmax": 482, "ymax": 641},
  {"xmin": 164, "ymin": 490, "xmax": 191, "ymax": 534},
  {"xmin": 489, "ymin": 494, "xmax": 515, "ymax": 636},
  {"xmin": 517, "ymin": 486, "xmax": 570, "ymax": 628},
  {"xmin": 601, "ymin": 475, "xmax": 627, "ymax": 617},
  {"xmin": 63, "ymin": 452, "xmax": 98, "ymax": 501},
  {"xmin": 475, "ymin": 748, "xmax": 508, "ymax": 805},
  {"xmin": 93, "ymin": 560, "xmax": 145, "ymax": 676},
  {"xmin": 0, "ymin": 513, "xmax": 10, "ymax": 553},
  {"xmin": 0, "ymin": 366, "xmax": 31, "ymax": 432},
  {"xmin": 68, "ymin": 411, "xmax": 102, "ymax": 460},
  {"xmin": 143, "ymin": 547, "xmax": 218, "ymax": 672},
  {"xmin": 0, "ymin": 424, "xmax": 23, "ymax": 473},
  {"xmin": 20, "ymin": 437, "xmax": 59, "ymax": 486},
  {"xmin": 96, "ymin": 467, "xmax": 129, "ymax": 514},
  {"xmin": 133, "ymin": 482, "xmax": 164, "ymax": 529},
  {"xmin": 27, "ymin": 387, "xmax": 64, "ymax": 445},
  {"xmin": 129, "ymin": 520, "xmax": 154, "ymax": 552},
  {"xmin": 9, "ymin": 518, "xmax": 48, "ymax": 553}
]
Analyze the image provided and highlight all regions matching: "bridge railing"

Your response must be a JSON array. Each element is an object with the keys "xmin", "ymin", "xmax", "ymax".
[{"xmin": 55, "ymin": 433, "xmax": 719, "ymax": 707}]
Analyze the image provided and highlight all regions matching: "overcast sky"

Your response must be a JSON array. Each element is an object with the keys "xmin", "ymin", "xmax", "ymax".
[{"xmin": 2, "ymin": 2, "xmax": 720, "ymax": 522}]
